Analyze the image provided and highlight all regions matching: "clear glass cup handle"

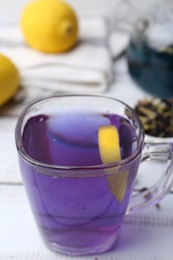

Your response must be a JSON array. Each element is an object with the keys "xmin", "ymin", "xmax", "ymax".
[{"xmin": 127, "ymin": 142, "xmax": 173, "ymax": 214}]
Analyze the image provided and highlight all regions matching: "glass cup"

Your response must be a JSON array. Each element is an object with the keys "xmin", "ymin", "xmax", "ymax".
[{"xmin": 15, "ymin": 95, "xmax": 173, "ymax": 256}]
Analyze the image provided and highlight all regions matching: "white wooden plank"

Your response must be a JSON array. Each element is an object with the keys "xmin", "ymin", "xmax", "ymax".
[{"xmin": 0, "ymin": 117, "xmax": 22, "ymax": 184}]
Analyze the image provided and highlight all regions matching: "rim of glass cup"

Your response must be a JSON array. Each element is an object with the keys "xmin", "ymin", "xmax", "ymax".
[{"xmin": 15, "ymin": 94, "xmax": 145, "ymax": 171}]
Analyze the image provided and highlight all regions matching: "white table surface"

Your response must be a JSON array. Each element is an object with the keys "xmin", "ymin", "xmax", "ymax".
[{"xmin": 0, "ymin": 53, "xmax": 173, "ymax": 260}]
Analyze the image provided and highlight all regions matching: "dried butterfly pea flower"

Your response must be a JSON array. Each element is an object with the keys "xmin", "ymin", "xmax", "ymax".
[{"xmin": 134, "ymin": 98, "xmax": 173, "ymax": 137}]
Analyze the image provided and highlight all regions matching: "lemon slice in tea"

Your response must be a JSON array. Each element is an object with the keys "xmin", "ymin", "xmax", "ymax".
[{"xmin": 98, "ymin": 125, "xmax": 128, "ymax": 202}]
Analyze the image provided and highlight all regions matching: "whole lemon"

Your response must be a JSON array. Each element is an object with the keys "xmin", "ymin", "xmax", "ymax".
[
  {"xmin": 0, "ymin": 54, "xmax": 20, "ymax": 106},
  {"xmin": 21, "ymin": 0, "xmax": 78, "ymax": 53}
]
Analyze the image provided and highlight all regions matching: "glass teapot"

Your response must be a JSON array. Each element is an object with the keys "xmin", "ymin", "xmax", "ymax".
[{"xmin": 127, "ymin": 2, "xmax": 173, "ymax": 98}]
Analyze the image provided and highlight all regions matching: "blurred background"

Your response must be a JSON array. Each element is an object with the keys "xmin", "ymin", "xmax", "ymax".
[
  {"xmin": 0, "ymin": 0, "xmax": 173, "ymax": 129},
  {"xmin": 0, "ymin": 0, "xmax": 168, "ymax": 26}
]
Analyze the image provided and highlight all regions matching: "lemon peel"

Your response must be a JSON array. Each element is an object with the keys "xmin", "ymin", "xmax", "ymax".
[
  {"xmin": 21, "ymin": 0, "xmax": 78, "ymax": 53},
  {"xmin": 98, "ymin": 125, "xmax": 128, "ymax": 202},
  {"xmin": 0, "ymin": 54, "xmax": 20, "ymax": 106}
]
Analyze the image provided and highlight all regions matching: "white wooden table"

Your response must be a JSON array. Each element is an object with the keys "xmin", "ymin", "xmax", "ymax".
[{"xmin": 0, "ymin": 56, "xmax": 173, "ymax": 260}]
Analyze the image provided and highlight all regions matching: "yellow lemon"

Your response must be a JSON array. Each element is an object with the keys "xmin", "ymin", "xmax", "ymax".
[
  {"xmin": 98, "ymin": 125, "xmax": 128, "ymax": 202},
  {"xmin": 21, "ymin": 0, "xmax": 78, "ymax": 53},
  {"xmin": 0, "ymin": 54, "xmax": 20, "ymax": 106}
]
